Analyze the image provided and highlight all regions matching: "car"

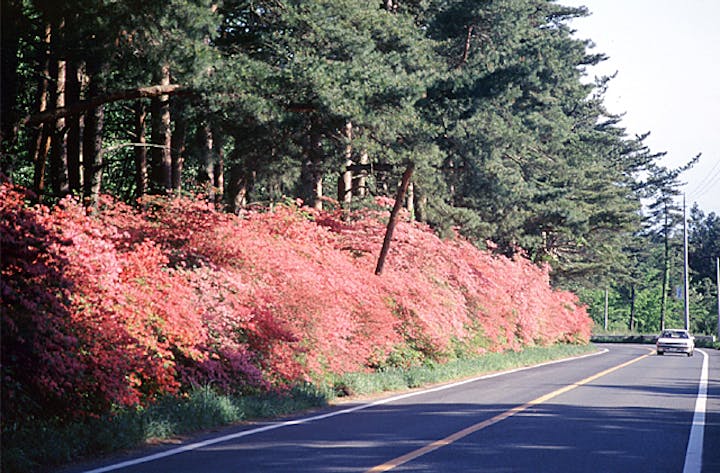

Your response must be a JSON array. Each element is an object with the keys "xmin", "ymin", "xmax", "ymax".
[{"xmin": 656, "ymin": 329, "xmax": 694, "ymax": 356}]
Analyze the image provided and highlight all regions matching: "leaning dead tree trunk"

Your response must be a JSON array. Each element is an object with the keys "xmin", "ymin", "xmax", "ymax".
[{"xmin": 375, "ymin": 162, "xmax": 415, "ymax": 276}]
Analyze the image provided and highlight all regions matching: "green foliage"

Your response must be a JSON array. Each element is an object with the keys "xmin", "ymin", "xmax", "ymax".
[
  {"xmin": 5, "ymin": 0, "xmax": 695, "ymax": 294},
  {"xmin": 688, "ymin": 207, "xmax": 720, "ymax": 335}
]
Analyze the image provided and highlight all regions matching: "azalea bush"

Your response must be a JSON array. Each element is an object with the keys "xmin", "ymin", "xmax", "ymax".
[{"xmin": 1, "ymin": 181, "xmax": 591, "ymax": 422}]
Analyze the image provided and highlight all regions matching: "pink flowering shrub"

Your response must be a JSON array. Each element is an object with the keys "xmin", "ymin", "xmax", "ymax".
[{"xmin": 1, "ymin": 181, "xmax": 590, "ymax": 420}]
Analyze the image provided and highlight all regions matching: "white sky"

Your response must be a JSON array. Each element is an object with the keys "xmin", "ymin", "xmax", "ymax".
[{"xmin": 560, "ymin": 0, "xmax": 720, "ymax": 215}]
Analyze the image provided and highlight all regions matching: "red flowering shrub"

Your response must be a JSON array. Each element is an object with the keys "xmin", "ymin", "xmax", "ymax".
[{"xmin": 1, "ymin": 182, "xmax": 590, "ymax": 421}]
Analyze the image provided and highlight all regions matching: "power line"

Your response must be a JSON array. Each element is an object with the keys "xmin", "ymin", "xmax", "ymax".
[{"xmin": 687, "ymin": 158, "xmax": 720, "ymax": 200}]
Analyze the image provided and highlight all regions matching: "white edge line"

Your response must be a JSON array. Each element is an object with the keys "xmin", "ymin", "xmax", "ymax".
[
  {"xmin": 80, "ymin": 348, "xmax": 609, "ymax": 473},
  {"xmin": 682, "ymin": 349, "xmax": 709, "ymax": 473}
]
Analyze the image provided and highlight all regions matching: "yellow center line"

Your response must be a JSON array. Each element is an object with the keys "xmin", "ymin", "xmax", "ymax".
[{"xmin": 365, "ymin": 351, "xmax": 652, "ymax": 472}]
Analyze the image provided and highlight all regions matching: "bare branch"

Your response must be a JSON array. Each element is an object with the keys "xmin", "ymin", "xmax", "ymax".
[{"xmin": 22, "ymin": 84, "xmax": 187, "ymax": 126}]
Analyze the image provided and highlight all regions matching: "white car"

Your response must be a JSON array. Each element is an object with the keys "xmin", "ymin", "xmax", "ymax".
[{"xmin": 656, "ymin": 329, "xmax": 694, "ymax": 356}]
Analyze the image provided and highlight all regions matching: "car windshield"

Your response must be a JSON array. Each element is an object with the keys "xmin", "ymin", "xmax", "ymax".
[{"xmin": 661, "ymin": 331, "xmax": 688, "ymax": 338}]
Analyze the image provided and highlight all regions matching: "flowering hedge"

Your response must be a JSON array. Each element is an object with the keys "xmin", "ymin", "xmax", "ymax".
[{"xmin": 1, "ymin": 182, "xmax": 590, "ymax": 420}]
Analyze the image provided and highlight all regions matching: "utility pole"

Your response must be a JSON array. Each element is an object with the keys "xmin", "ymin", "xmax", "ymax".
[{"xmin": 683, "ymin": 194, "xmax": 690, "ymax": 330}]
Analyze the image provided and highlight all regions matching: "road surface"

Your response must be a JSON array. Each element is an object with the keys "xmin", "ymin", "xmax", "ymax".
[{"xmin": 62, "ymin": 344, "xmax": 720, "ymax": 473}]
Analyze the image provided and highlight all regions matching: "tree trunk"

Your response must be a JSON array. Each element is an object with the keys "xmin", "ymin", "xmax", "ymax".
[
  {"xmin": 82, "ymin": 103, "xmax": 104, "ymax": 207},
  {"xmin": 376, "ymin": 162, "xmax": 415, "ymax": 275},
  {"xmin": 133, "ymin": 102, "xmax": 148, "ymax": 198},
  {"xmin": 339, "ymin": 121, "xmax": 353, "ymax": 205},
  {"xmin": 198, "ymin": 122, "xmax": 215, "ymax": 199},
  {"xmin": 31, "ymin": 21, "xmax": 53, "ymax": 200},
  {"xmin": 405, "ymin": 181, "xmax": 415, "ymax": 219},
  {"xmin": 150, "ymin": 65, "xmax": 172, "ymax": 193},
  {"xmin": 301, "ymin": 122, "xmax": 324, "ymax": 209},
  {"xmin": 353, "ymin": 151, "xmax": 369, "ymax": 198},
  {"xmin": 82, "ymin": 59, "xmax": 105, "ymax": 208},
  {"xmin": 227, "ymin": 139, "xmax": 254, "ymax": 213},
  {"xmin": 66, "ymin": 60, "xmax": 82, "ymax": 194},
  {"xmin": 213, "ymin": 132, "xmax": 225, "ymax": 204},
  {"xmin": 50, "ymin": 51, "xmax": 69, "ymax": 197},
  {"xmin": 414, "ymin": 183, "xmax": 427, "ymax": 223},
  {"xmin": 446, "ymin": 158, "xmax": 456, "ymax": 205},
  {"xmin": 170, "ymin": 102, "xmax": 186, "ymax": 194}
]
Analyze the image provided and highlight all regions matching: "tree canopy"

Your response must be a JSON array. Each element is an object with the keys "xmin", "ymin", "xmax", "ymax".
[{"xmin": 0, "ymin": 0, "xmax": 707, "ymax": 289}]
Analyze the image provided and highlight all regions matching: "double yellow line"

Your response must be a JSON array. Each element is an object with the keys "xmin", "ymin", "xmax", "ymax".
[{"xmin": 366, "ymin": 352, "xmax": 652, "ymax": 472}]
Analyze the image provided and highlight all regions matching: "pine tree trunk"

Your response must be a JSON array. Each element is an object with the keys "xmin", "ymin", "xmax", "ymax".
[
  {"xmin": 405, "ymin": 181, "xmax": 415, "ymax": 218},
  {"xmin": 198, "ymin": 122, "xmax": 215, "ymax": 199},
  {"xmin": 213, "ymin": 133, "xmax": 225, "ymax": 204},
  {"xmin": 414, "ymin": 184, "xmax": 427, "ymax": 223},
  {"xmin": 339, "ymin": 121, "xmax": 353, "ymax": 205},
  {"xmin": 50, "ymin": 51, "xmax": 69, "ymax": 197},
  {"xmin": 171, "ymin": 127, "xmax": 186, "ymax": 194},
  {"xmin": 301, "ymin": 123, "xmax": 323, "ymax": 210},
  {"xmin": 150, "ymin": 65, "xmax": 172, "ymax": 193},
  {"xmin": 133, "ymin": 102, "xmax": 147, "ymax": 198},
  {"xmin": 31, "ymin": 22, "xmax": 53, "ymax": 200},
  {"xmin": 82, "ymin": 103, "xmax": 104, "ymax": 207},
  {"xmin": 82, "ymin": 58, "xmax": 104, "ymax": 207},
  {"xmin": 227, "ymin": 140, "xmax": 254, "ymax": 213},
  {"xmin": 66, "ymin": 60, "xmax": 82, "ymax": 194},
  {"xmin": 353, "ymin": 151, "xmax": 369, "ymax": 198},
  {"xmin": 446, "ymin": 158, "xmax": 456, "ymax": 205},
  {"xmin": 171, "ymin": 103, "xmax": 186, "ymax": 194}
]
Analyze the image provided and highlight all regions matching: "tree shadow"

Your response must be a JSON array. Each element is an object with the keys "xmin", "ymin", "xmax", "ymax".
[{"xmin": 63, "ymin": 373, "xmax": 720, "ymax": 473}]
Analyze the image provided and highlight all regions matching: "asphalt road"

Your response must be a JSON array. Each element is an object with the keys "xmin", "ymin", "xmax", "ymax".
[{"xmin": 64, "ymin": 344, "xmax": 720, "ymax": 473}]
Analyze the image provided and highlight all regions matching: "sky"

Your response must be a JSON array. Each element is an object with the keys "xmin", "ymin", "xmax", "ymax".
[{"xmin": 560, "ymin": 0, "xmax": 720, "ymax": 215}]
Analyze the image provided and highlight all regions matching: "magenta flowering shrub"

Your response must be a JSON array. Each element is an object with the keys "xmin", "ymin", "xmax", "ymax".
[{"xmin": 1, "ymin": 182, "xmax": 590, "ymax": 420}]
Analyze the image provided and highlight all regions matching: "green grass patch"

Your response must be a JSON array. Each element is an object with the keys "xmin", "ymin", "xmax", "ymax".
[
  {"xmin": 330, "ymin": 343, "xmax": 597, "ymax": 397},
  {"xmin": 2, "ymin": 343, "xmax": 596, "ymax": 473},
  {"xmin": 1, "ymin": 385, "xmax": 327, "ymax": 473}
]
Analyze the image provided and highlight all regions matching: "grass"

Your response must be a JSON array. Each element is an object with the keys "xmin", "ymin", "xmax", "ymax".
[
  {"xmin": 1, "ymin": 343, "xmax": 597, "ymax": 473},
  {"xmin": 329, "ymin": 343, "xmax": 597, "ymax": 397}
]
